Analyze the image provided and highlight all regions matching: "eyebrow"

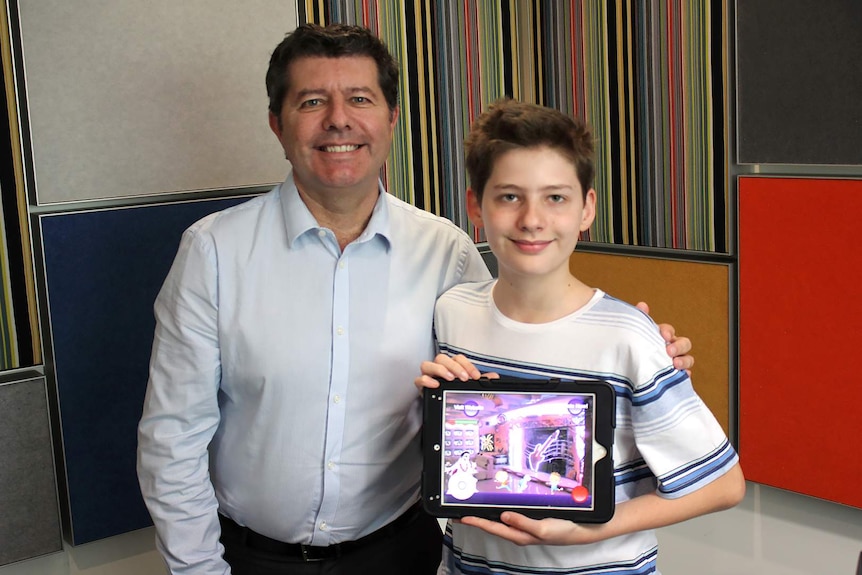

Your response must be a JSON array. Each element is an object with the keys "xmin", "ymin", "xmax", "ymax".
[
  {"xmin": 491, "ymin": 183, "xmax": 575, "ymax": 192},
  {"xmin": 292, "ymin": 86, "xmax": 378, "ymax": 100}
]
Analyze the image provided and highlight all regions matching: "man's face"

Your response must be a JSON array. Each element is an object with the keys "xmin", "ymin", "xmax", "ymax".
[{"xmin": 269, "ymin": 56, "xmax": 398, "ymax": 202}]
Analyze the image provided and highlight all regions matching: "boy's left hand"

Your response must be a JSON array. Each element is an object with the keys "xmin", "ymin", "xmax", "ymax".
[
  {"xmin": 414, "ymin": 353, "xmax": 500, "ymax": 392},
  {"xmin": 460, "ymin": 512, "xmax": 605, "ymax": 546}
]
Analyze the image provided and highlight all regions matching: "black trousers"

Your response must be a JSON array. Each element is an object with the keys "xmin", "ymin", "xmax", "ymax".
[{"xmin": 219, "ymin": 507, "xmax": 443, "ymax": 575}]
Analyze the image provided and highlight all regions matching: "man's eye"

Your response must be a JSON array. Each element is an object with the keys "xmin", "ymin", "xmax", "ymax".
[
  {"xmin": 352, "ymin": 96, "xmax": 369, "ymax": 104},
  {"xmin": 301, "ymin": 98, "xmax": 322, "ymax": 108}
]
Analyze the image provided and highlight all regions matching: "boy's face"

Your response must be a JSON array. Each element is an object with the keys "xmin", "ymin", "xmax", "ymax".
[{"xmin": 467, "ymin": 146, "xmax": 596, "ymax": 283}]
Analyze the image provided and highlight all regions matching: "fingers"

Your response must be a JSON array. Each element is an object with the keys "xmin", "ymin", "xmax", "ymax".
[
  {"xmin": 459, "ymin": 515, "xmax": 538, "ymax": 546},
  {"xmin": 635, "ymin": 301, "xmax": 650, "ymax": 315},
  {"xmin": 667, "ymin": 334, "xmax": 691, "ymax": 356},
  {"xmin": 673, "ymin": 354, "xmax": 694, "ymax": 374},
  {"xmin": 427, "ymin": 354, "xmax": 482, "ymax": 381},
  {"xmin": 414, "ymin": 372, "xmax": 441, "ymax": 392},
  {"xmin": 657, "ymin": 322, "xmax": 676, "ymax": 345},
  {"xmin": 663, "ymin": 331, "xmax": 693, "ymax": 373}
]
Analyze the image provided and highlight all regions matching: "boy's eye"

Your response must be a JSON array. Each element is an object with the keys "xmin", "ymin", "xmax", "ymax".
[
  {"xmin": 549, "ymin": 194, "xmax": 566, "ymax": 203},
  {"xmin": 501, "ymin": 194, "xmax": 519, "ymax": 202}
]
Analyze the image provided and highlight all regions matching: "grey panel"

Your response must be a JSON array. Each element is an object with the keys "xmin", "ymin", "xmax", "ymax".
[
  {"xmin": 0, "ymin": 373, "xmax": 63, "ymax": 566},
  {"xmin": 736, "ymin": 0, "xmax": 862, "ymax": 165},
  {"xmin": 18, "ymin": 1, "xmax": 298, "ymax": 204}
]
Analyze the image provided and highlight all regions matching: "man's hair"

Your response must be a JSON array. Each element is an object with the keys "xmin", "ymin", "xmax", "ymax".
[
  {"xmin": 464, "ymin": 99, "xmax": 595, "ymax": 202},
  {"xmin": 266, "ymin": 23, "xmax": 399, "ymax": 119}
]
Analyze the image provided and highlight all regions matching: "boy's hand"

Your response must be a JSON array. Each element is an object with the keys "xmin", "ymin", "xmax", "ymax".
[
  {"xmin": 414, "ymin": 354, "xmax": 499, "ymax": 392},
  {"xmin": 635, "ymin": 302, "xmax": 694, "ymax": 373},
  {"xmin": 460, "ymin": 513, "xmax": 605, "ymax": 546}
]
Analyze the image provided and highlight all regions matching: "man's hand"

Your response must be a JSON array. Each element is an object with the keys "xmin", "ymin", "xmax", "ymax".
[{"xmin": 636, "ymin": 302, "xmax": 694, "ymax": 373}]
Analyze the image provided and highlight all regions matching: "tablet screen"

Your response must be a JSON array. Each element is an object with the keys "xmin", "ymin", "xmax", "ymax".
[{"xmin": 435, "ymin": 388, "xmax": 604, "ymax": 513}]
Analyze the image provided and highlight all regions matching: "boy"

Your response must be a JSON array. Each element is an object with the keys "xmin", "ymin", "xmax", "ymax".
[{"xmin": 417, "ymin": 100, "xmax": 745, "ymax": 574}]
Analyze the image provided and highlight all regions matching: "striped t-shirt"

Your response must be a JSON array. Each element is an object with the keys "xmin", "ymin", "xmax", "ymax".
[{"xmin": 433, "ymin": 281, "xmax": 738, "ymax": 575}]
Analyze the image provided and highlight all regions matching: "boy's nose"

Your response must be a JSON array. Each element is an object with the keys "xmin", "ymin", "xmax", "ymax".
[{"xmin": 518, "ymin": 201, "xmax": 544, "ymax": 231}]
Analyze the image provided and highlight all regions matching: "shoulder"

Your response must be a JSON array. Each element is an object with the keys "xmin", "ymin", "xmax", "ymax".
[
  {"xmin": 385, "ymin": 194, "xmax": 490, "ymax": 286},
  {"xmin": 435, "ymin": 281, "xmax": 494, "ymax": 327},
  {"xmin": 385, "ymin": 193, "xmax": 473, "ymax": 243},
  {"xmin": 581, "ymin": 291, "xmax": 665, "ymax": 348},
  {"xmin": 186, "ymin": 188, "xmax": 278, "ymax": 239},
  {"xmin": 439, "ymin": 279, "xmax": 495, "ymax": 304}
]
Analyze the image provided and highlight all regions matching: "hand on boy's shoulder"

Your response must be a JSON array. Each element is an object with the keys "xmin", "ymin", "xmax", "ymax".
[{"xmin": 635, "ymin": 301, "xmax": 694, "ymax": 374}]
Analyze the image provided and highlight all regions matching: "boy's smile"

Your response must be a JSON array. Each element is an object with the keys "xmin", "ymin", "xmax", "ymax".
[{"xmin": 467, "ymin": 146, "xmax": 596, "ymax": 285}]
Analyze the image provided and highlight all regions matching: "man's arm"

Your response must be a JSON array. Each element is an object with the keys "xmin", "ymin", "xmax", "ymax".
[{"xmin": 137, "ymin": 228, "xmax": 229, "ymax": 575}]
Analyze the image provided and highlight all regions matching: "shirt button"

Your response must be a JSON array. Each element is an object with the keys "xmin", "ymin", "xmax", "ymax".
[
  {"xmin": 333, "ymin": 395, "xmax": 341, "ymax": 404},
  {"xmin": 327, "ymin": 461, "xmax": 335, "ymax": 470},
  {"xmin": 319, "ymin": 522, "xmax": 328, "ymax": 531},
  {"xmin": 318, "ymin": 229, "xmax": 326, "ymax": 238},
  {"xmin": 338, "ymin": 260, "xmax": 346, "ymax": 269},
  {"xmin": 336, "ymin": 326, "xmax": 344, "ymax": 336}
]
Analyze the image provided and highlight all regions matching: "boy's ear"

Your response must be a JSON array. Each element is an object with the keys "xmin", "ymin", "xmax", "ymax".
[
  {"xmin": 466, "ymin": 188, "xmax": 484, "ymax": 229},
  {"xmin": 580, "ymin": 188, "xmax": 597, "ymax": 232}
]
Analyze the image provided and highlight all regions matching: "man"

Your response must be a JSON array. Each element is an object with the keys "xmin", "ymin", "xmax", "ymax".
[{"xmin": 137, "ymin": 24, "xmax": 692, "ymax": 575}]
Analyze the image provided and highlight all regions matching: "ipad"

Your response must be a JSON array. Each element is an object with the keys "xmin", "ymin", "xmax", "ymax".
[{"xmin": 422, "ymin": 376, "xmax": 615, "ymax": 523}]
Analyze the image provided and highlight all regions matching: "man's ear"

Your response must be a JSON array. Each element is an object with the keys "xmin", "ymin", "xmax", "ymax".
[
  {"xmin": 268, "ymin": 111, "xmax": 282, "ymax": 138},
  {"xmin": 466, "ymin": 188, "xmax": 484, "ymax": 229}
]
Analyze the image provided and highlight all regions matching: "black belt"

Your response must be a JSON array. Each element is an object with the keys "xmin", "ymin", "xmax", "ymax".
[{"xmin": 219, "ymin": 501, "xmax": 423, "ymax": 562}]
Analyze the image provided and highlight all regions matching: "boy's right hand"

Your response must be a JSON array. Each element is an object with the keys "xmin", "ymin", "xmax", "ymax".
[{"xmin": 414, "ymin": 353, "xmax": 499, "ymax": 391}]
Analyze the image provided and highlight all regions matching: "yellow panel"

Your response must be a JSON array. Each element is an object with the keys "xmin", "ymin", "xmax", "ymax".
[{"xmin": 570, "ymin": 252, "xmax": 730, "ymax": 433}]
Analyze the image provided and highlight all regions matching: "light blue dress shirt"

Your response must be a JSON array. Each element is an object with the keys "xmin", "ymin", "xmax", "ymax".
[{"xmin": 137, "ymin": 174, "xmax": 490, "ymax": 574}]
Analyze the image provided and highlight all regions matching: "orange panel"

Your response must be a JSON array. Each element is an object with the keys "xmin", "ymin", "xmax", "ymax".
[
  {"xmin": 569, "ymin": 253, "xmax": 730, "ymax": 434},
  {"xmin": 739, "ymin": 176, "xmax": 862, "ymax": 509}
]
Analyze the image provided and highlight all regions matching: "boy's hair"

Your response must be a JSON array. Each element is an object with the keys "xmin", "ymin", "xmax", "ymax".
[
  {"xmin": 266, "ymin": 23, "xmax": 400, "ymax": 118},
  {"xmin": 464, "ymin": 99, "xmax": 594, "ymax": 202}
]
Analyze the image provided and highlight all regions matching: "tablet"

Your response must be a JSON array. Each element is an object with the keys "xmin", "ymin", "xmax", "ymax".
[{"xmin": 422, "ymin": 376, "xmax": 615, "ymax": 523}]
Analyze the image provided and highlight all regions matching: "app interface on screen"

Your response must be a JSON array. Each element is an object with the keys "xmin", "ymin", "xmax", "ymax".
[{"xmin": 441, "ymin": 390, "xmax": 597, "ymax": 510}]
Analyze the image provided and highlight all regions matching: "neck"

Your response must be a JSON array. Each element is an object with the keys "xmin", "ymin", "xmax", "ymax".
[
  {"xmin": 492, "ymin": 272, "xmax": 594, "ymax": 324},
  {"xmin": 296, "ymin": 184, "xmax": 379, "ymax": 250}
]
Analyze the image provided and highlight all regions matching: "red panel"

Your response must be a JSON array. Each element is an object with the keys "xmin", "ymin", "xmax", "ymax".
[{"xmin": 739, "ymin": 177, "xmax": 862, "ymax": 509}]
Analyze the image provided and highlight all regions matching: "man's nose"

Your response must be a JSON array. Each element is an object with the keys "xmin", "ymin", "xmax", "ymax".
[{"xmin": 324, "ymin": 100, "xmax": 350, "ymax": 130}]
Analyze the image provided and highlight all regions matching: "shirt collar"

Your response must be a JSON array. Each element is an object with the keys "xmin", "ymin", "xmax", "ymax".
[{"xmin": 280, "ymin": 173, "xmax": 392, "ymax": 250}]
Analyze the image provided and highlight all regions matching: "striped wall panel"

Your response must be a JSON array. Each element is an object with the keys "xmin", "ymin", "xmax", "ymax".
[{"xmin": 300, "ymin": 0, "xmax": 727, "ymax": 252}]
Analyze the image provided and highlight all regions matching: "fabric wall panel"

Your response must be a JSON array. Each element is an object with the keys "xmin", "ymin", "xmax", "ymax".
[
  {"xmin": 569, "ymin": 251, "xmax": 732, "ymax": 435},
  {"xmin": 0, "ymin": 372, "xmax": 63, "ymax": 566},
  {"xmin": 739, "ymin": 176, "xmax": 862, "ymax": 509},
  {"xmin": 39, "ymin": 196, "xmax": 251, "ymax": 544}
]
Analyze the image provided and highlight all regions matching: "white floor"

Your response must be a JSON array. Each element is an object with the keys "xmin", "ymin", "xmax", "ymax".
[
  {"xmin": 0, "ymin": 528, "xmax": 166, "ymax": 575},
  {"xmin": 2, "ymin": 483, "xmax": 861, "ymax": 574}
]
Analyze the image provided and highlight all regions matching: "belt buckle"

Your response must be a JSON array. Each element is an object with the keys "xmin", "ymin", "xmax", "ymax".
[{"xmin": 300, "ymin": 544, "xmax": 327, "ymax": 562}]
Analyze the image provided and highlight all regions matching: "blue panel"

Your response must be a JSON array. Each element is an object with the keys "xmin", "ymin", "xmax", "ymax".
[{"xmin": 41, "ymin": 196, "xmax": 251, "ymax": 544}]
